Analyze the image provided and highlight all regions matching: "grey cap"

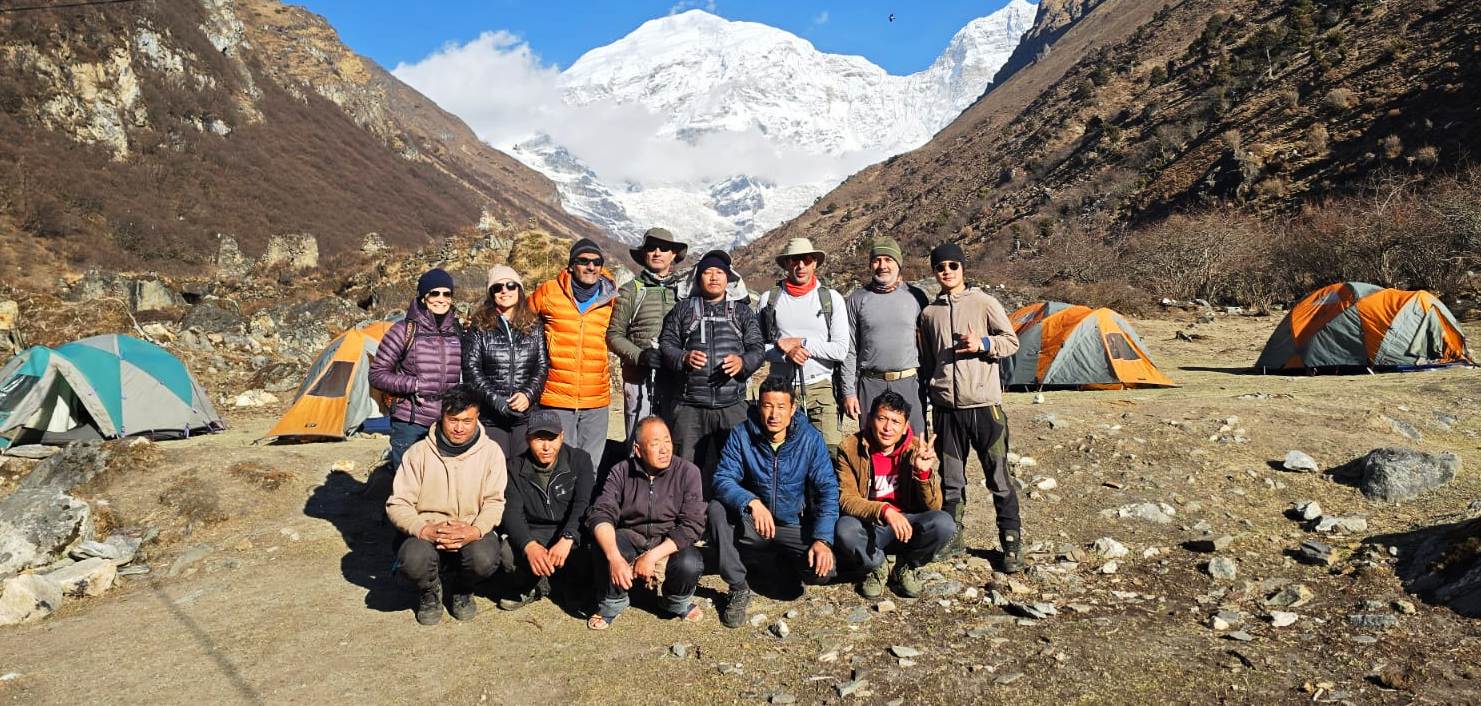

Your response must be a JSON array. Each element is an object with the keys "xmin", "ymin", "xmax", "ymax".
[{"xmin": 526, "ymin": 410, "xmax": 563, "ymax": 437}]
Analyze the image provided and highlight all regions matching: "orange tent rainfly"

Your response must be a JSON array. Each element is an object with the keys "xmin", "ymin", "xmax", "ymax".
[
  {"xmin": 1002, "ymin": 301, "xmax": 1176, "ymax": 390},
  {"xmin": 1256, "ymin": 282, "xmax": 1473, "ymax": 372},
  {"xmin": 266, "ymin": 320, "xmax": 396, "ymax": 441}
]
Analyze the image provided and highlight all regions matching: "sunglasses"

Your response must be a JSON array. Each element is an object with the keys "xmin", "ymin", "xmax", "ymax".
[
  {"xmin": 785, "ymin": 254, "xmax": 817, "ymax": 266},
  {"xmin": 574, "ymin": 256, "xmax": 604, "ymax": 268},
  {"xmin": 644, "ymin": 243, "xmax": 676, "ymax": 254},
  {"xmin": 425, "ymin": 289, "xmax": 454, "ymax": 299},
  {"xmin": 488, "ymin": 282, "xmax": 521, "ymax": 294},
  {"xmin": 934, "ymin": 261, "xmax": 962, "ymax": 273}
]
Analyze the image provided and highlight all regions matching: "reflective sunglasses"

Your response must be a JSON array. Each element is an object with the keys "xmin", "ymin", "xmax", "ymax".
[
  {"xmin": 575, "ymin": 256, "xmax": 604, "ymax": 268},
  {"xmin": 934, "ymin": 261, "xmax": 962, "ymax": 273},
  {"xmin": 488, "ymin": 281, "xmax": 521, "ymax": 294},
  {"xmin": 425, "ymin": 289, "xmax": 454, "ymax": 299},
  {"xmin": 785, "ymin": 254, "xmax": 817, "ymax": 266}
]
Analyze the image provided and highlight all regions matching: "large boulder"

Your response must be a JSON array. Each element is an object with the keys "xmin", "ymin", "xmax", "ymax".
[
  {"xmin": 43, "ymin": 557, "xmax": 117, "ymax": 597},
  {"xmin": 0, "ymin": 443, "xmax": 107, "ymax": 576},
  {"xmin": 1359, "ymin": 448, "xmax": 1460, "ymax": 502},
  {"xmin": 0, "ymin": 299, "xmax": 21, "ymax": 356},
  {"xmin": 215, "ymin": 233, "xmax": 252, "ymax": 281},
  {"xmin": 0, "ymin": 573, "xmax": 63, "ymax": 626},
  {"xmin": 130, "ymin": 278, "xmax": 181, "ymax": 313},
  {"xmin": 265, "ymin": 296, "xmax": 360, "ymax": 360},
  {"xmin": 1376, "ymin": 517, "xmax": 1481, "ymax": 617},
  {"xmin": 180, "ymin": 299, "xmax": 248, "ymax": 335},
  {"xmin": 261, "ymin": 233, "xmax": 320, "ymax": 271}
]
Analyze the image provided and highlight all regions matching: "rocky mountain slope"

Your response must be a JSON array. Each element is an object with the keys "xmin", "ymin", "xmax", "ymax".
[
  {"xmin": 740, "ymin": 0, "xmax": 1481, "ymax": 281},
  {"xmin": 499, "ymin": 4, "xmax": 1035, "ymax": 250},
  {"xmin": 0, "ymin": 0, "xmax": 599, "ymax": 284}
]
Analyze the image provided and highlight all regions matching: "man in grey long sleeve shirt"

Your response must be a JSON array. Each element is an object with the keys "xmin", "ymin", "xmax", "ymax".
[
  {"xmin": 841, "ymin": 237, "xmax": 930, "ymax": 434},
  {"xmin": 758, "ymin": 238, "xmax": 851, "ymax": 453}
]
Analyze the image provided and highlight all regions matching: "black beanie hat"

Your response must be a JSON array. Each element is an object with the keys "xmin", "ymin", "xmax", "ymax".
[
  {"xmin": 693, "ymin": 249, "xmax": 737, "ymax": 286},
  {"xmin": 929, "ymin": 242, "xmax": 967, "ymax": 269},
  {"xmin": 417, "ymin": 268, "xmax": 455, "ymax": 298},
  {"xmin": 568, "ymin": 238, "xmax": 602, "ymax": 264}
]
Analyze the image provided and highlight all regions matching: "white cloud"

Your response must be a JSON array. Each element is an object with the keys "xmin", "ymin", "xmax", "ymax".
[
  {"xmin": 393, "ymin": 28, "xmax": 877, "ymax": 192},
  {"xmin": 812, "ymin": 11, "xmax": 830, "ymax": 25},
  {"xmin": 668, "ymin": 0, "xmax": 717, "ymax": 15}
]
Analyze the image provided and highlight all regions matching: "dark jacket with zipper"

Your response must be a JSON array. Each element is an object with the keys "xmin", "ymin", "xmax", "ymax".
[
  {"xmin": 713, "ymin": 409, "xmax": 839, "ymax": 543},
  {"xmin": 501, "ymin": 446, "xmax": 594, "ymax": 549},
  {"xmin": 657, "ymin": 296, "xmax": 765, "ymax": 408},
  {"xmin": 586, "ymin": 455, "xmax": 705, "ymax": 552},
  {"xmin": 462, "ymin": 316, "xmax": 549, "ymax": 426},
  {"xmin": 368, "ymin": 299, "xmax": 463, "ymax": 427}
]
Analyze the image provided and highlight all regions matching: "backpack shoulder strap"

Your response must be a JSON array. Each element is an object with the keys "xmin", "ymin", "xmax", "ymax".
[
  {"xmin": 396, "ymin": 320, "xmax": 417, "ymax": 373},
  {"xmin": 626, "ymin": 279, "xmax": 649, "ymax": 329}
]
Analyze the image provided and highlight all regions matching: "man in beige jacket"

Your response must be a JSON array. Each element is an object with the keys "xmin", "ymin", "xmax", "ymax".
[
  {"xmin": 918, "ymin": 243, "xmax": 1024, "ymax": 573},
  {"xmin": 387, "ymin": 384, "xmax": 508, "ymax": 625}
]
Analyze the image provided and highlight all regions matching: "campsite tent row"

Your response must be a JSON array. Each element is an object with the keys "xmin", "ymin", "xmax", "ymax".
[{"xmin": 0, "ymin": 334, "xmax": 224, "ymax": 448}]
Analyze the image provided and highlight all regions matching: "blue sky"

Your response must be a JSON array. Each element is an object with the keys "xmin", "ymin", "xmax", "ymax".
[{"xmin": 294, "ymin": 1, "xmax": 1016, "ymax": 75}]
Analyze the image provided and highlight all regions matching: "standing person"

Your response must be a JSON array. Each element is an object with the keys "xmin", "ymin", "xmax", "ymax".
[
  {"xmin": 497, "ymin": 410, "xmax": 595, "ymax": 611},
  {"xmin": 586, "ymin": 417, "xmax": 707, "ymax": 630},
  {"xmin": 757, "ymin": 238, "xmax": 850, "ymax": 456},
  {"xmin": 841, "ymin": 237, "xmax": 930, "ymax": 434},
  {"xmin": 608, "ymin": 228, "xmax": 688, "ymax": 442},
  {"xmin": 463, "ymin": 265, "xmax": 548, "ymax": 458},
  {"xmin": 530, "ymin": 238, "xmax": 618, "ymax": 471},
  {"xmin": 385, "ymin": 385, "xmax": 506, "ymax": 625},
  {"xmin": 918, "ymin": 243, "xmax": 1024, "ymax": 573},
  {"xmin": 369, "ymin": 267, "xmax": 464, "ymax": 474},
  {"xmin": 711, "ymin": 378, "xmax": 839, "ymax": 629},
  {"xmin": 657, "ymin": 249, "xmax": 764, "ymax": 474},
  {"xmin": 835, "ymin": 391, "xmax": 954, "ymax": 598}
]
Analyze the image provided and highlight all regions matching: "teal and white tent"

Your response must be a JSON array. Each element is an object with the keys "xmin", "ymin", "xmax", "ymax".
[{"xmin": 0, "ymin": 334, "xmax": 224, "ymax": 448}]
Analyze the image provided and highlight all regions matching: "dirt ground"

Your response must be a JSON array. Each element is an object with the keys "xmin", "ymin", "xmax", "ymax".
[{"xmin": 1, "ymin": 312, "xmax": 1478, "ymax": 705}]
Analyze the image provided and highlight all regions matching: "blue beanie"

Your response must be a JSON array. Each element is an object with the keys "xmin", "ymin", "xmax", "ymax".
[{"xmin": 417, "ymin": 268, "xmax": 455, "ymax": 298}]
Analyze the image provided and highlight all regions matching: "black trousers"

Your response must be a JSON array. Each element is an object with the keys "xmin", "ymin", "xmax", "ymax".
[
  {"xmin": 592, "ymin": 531, "xmax": 703, "ymax": 618},
  {"xmin": 502, "ymin": 526, "xmax": 588, "ymax": 598},
  {"xmin": 935, "ymin": 405, "xmax": 1020, "ymax": 532},
  {"xmin": 835, "ymin": 511, "xmax": 955, "ymax": 571},
  {"xmin": 396, "ymin": 533, "xmax": 502, "ymax": 591},
  {"xmin": 715, "ymin": 508, "xmax": 836, "ymax": 590},
  {"xmin": 671, "ymin": 401, "xmax": 748, "ymax": 493},
  {"xmin": 483, "ymin": 416, "xmax": 530, "ymax": 459}
]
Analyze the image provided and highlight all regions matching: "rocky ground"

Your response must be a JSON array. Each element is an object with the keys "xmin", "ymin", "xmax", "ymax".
[{"xmin": 0, "ymin": 307, "xmax": 1478, "ymax": 704}]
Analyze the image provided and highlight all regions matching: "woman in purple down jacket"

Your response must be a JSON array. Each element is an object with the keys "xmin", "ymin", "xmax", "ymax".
[{"xmin": 368, "ymin": 268, "xmax": 464, "ymax": 472}]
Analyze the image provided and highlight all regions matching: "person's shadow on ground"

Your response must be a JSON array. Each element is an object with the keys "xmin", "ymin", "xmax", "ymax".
[{"xmin": 303, "ymin": 466, "xmax": 409, "ymax": 613}]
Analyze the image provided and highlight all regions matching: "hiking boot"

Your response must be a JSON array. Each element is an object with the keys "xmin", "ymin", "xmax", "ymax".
[
  {"xmin": 449, "ymin": 591, "xmax": 477, "ymax": 621},
  {"xmin": 720, "ymin": 587, "xmax": 752, "ymax": 629},
  {"xmin": 891, "ymin": 562, "xmax": 923, "ymax": 598},
  {"xmin": 414, "ymin": 584, "xmax": 443, "ymax": 625},
  {"xmin": 934, "ymin": 502, "xmax": 966, "ymax": 562},
  {"xmin": 859, "ymin": 563, "xmax": 890, "ymax": 599},
  {"xmin": 1000, "ymin": 529, "xmax": 1025, "ymax": 574}
]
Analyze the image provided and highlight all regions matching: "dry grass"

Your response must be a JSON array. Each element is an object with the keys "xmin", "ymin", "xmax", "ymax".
[
  {"xmin": 227, "ymin": 460, "xmax": 293, "ymax": 491},
  {"xmin": 157, "ymin": 472, "xmax": 228, "ymax": 530}
]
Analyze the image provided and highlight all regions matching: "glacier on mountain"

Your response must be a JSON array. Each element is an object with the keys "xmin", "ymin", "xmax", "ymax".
[{"xmin": 510, "ymin": 2, "xmax": 1035, "ymax": 251}]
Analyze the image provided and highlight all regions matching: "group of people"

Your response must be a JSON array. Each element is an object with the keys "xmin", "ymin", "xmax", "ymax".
[{"xmin": 368, "ymin": 228, "xmax": 1025, "ymax": 627}]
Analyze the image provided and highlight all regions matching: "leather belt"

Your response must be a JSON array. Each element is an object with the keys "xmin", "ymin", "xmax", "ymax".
[{"xmin": 861, "ymin": 368, "xmax": 917, "ymax": 381}]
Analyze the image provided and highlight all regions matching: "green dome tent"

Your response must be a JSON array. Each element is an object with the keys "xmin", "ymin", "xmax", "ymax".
[{"xmin": 0, "ymin": 334, "xmax": 224, "ymax": 448}]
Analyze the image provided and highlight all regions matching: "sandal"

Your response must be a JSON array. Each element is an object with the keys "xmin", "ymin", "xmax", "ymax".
[{"xmin": 587, "ymin": 614, "xmax": 614, "ymax": 631}]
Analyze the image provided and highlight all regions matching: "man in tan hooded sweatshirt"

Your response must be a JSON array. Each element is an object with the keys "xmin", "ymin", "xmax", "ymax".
[{"xmin": 387, "ymin": 384, "xmax": 508, "ymax": 624}]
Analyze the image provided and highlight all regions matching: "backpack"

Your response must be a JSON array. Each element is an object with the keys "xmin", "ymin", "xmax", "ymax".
[{"xmin": 683, "ymin": 297, "xmax": 746, "ymax": 342}]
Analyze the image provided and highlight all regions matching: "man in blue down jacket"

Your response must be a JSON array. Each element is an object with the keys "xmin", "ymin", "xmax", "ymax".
[{"xmin": 711, "ymin": 377, "xmax": 839, "ymax": 629}]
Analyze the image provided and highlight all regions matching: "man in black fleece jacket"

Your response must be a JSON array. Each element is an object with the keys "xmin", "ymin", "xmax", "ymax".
[{"xmin": 496, "ymin": 411, "xmax": 595, "ymax": 611}]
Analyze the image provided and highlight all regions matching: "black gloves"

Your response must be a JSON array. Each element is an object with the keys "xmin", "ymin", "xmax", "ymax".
[{"xmin": 638, "ymin": 348, "xmax": 661, "ymax": 368}]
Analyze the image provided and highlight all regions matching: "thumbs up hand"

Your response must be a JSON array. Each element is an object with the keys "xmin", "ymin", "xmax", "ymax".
[{"xmin": 954, "ymin": 323, "xmax": 984, "ymax": 354}]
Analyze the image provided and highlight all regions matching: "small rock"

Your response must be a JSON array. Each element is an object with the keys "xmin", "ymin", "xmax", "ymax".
[
  {"xmin": 818, "ymin": 650, "xmax": 838, "ymax": 663},
  {"xmin": 1100, "ymin": 560, "xmax": 1119, "ymax": 575},
  {"xmin": 330, "ymin": 459, "xmax": 357, "ymax": 473},
  {"xmin": 749, "ymin": 613, "xmax": 769, "ymax": 627},
  {"xmin": 1016, "ymin": 456, "xmax": 1038, "ymax": 468},
  {"xmin": 1282, "ymin": 450, "xmax": 1320, "ymax": 472},
  {"xmin": 962, "ymin": 587, "xmax": 979, "ymax": 600},
  {"xmin": 1292, "ymin": 500, "xmax": 1323, "ymax": 522},
  {"xmin": 1032, "ymin": 394, "xmax": 1045, "ymax": 404},
  {"xmin": 783, "ymin": 608, "xmax": 799, "ymax": 620},
  {"xmin": 994, "ymin": 672, "xmax": 1024, "ymax": 685},
  {"xmin": 924, "ymin": 580, "xmax": 963, "ymax": 597},
  {"xmin": 846, "ymin": 607, "xmax": 871, "ymax": 624},
  {"xmin": 1265, "ymin": 584, "xmax": 1315, "ymax": 609},
  {"xmin": 1117, "ymin": 502, "xmax": 1175, "ymax": 524},
  {"xmin": 1206, "ymin": 557, "xmax": 1238, "ymax": 581},
  {"xmin": 889, "ymin": 645, "xmax": 922, "ymax": 658},
  {"xmin": 232, "ymin": 390, "xmax": 279, "ymax": 408},
  {"xmin": 1007, "ymin": 601, "xmax": 1057, "ymax": 620},
  {"xmin": 1295, "ymin": 540, "xmax": 1335, "ymax": 566},
  {"xmin": 42, "ymin": 557, "xmax": 116, "ymax": 597},
  {"xmin": 1392, "ymin": 600, "xmax": 1417, "ymax": 615},
  {"xmin": 1209, "ymin": 610, "xmax": 1241, "ymax": 630},
  {"xmin": 167, "ymin": 544, "xmax": 213, "ymax": 577},
  {"xmin": 0, "ymin": 574, "xmax": 63, "ymax": 625},
  {"xmin": 1034, "ymin": 477, "xmax": 1058, "ymax": 490},
  {"xmin": 1269, "ymin": 611, "xmax": 1299, "ymax": 627},
  {"xmin": 1350, "ymin": 635, "xmax": 1379, "ymax": 644},
  {"xmin": 768, "ymin": 620, "xmax": 790, "ymax": 639},
  {"xmin": 1348, "ymin": 613, "xmax": 1399, "ymax": 630},
  {"xmin": 1187, "ymin": 534, "xmax": 1233, "ymax": 553},
  {"xmin": 768, "ymin": 693, "xmax": 796, "ymax": 705},
  {"xmin": 716, "ymin": 663, "xmax": 742, "ymax": 675},
  {"xmin": 3, "ymin": 444, "xmax": 59, "ymax": 460},
  {"xmin": 1314, "ymin": 516, "xmax": 1369, "ymax": 534},
  {"xmin": 669, "ymin": 643, "xmax": 688, "ymax": 658},
  {"xmin": 836, "ymin": 679, "xmax": 869, "ymax": 698},
  {"xmin": 1225, "ymin": 630, "xmax": 1254, "ymax": 642},
  {"xmin": 875, "ymin": 600, "xmax": 897, "ymax": 613},
  {"xmin": 1092, "ymin": 537, "xmax": 1129, "ymax": 559}
]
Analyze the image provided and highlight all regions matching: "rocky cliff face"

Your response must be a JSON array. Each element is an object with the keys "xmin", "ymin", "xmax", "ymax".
[
  {"xmin": 0, "ymin": 0, "xmax": 598, "ymax": 283},
  {"xmin": 738, "ymin": 0, "xmax": 1481, "ymax": 281}
]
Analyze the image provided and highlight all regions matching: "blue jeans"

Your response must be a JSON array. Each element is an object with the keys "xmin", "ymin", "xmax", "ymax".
[
  {"xmin": 835, "ymin": 511, "xmax": 955, "ymax": 571},
  {"xmin": 388, "ymin": 420, "xmax": 430, "ymax": 472}
]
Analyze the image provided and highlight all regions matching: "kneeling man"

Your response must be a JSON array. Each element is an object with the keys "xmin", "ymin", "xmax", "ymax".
[
  {"xmin": 497, "ymin": 410, "xmax": 595, "ymax": 611},
  {"xmin": 387, "ymin": 384, "xmax": 507, "ymax": 625},
  {"xmin": 712, "ymin": 378, "xmax": 839, "ymax": 628},
  {"xmin": 835, "ymin": 391, "xmax": 954, "ymax": 598},
  {"xmin": 586, "ymin": 417, "xmax": 706, "ymax": 629}
]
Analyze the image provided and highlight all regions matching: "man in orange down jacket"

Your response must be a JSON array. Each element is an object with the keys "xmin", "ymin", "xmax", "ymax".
[{"xmin": 530, "ymin": 238, "xmax": 618, "ymax": 473}]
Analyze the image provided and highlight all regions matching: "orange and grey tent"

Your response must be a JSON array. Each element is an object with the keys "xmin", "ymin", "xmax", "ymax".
[
  {"xmin": 1003, "ymin": 301, "xmax": 1176, "ymax": 390},
  {"xmin": 266, "ymin": 320, "xmax": 395, "ymax": 441},
  {"xmin": 1256, "ymin": 282, "xmax": 1473, "ymax": 371}
]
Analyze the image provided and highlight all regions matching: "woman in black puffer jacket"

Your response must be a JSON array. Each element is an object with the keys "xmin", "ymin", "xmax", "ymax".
[{"xmin": 462, "ymin": 265, "xmax": 549, "ymax": 457}]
